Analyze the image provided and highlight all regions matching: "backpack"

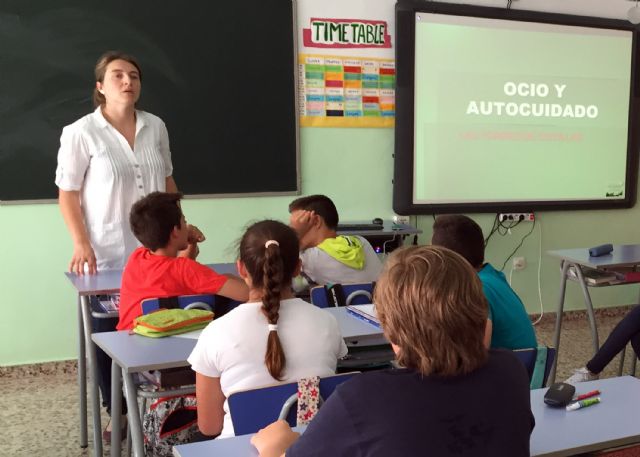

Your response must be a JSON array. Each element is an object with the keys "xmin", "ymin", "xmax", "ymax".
[{"xmin": 143, "ymin": 393, "xmax": 199, "ymax": 457}]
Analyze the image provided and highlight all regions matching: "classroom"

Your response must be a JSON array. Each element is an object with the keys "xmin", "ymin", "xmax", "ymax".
[{"xmin": 2, "ymin": 0, "xmax": 640, "ymax": 455}]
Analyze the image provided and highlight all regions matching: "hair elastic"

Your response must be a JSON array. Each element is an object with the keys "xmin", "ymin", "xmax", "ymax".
[
  {"xmin": 268, "ymin": 324, "xmax": 278, "ymax": 331},
  {"xmin": 265, "ymin": 240, "xmax": 280, "ymax": 249}
]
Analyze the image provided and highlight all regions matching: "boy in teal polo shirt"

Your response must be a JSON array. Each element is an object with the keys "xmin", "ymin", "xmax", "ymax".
[{"xmin": 432, "ymin": 215, "xmax": 537, "ymax": 350}]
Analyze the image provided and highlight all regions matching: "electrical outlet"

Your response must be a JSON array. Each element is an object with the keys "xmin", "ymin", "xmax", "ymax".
[
  {"xmin": 393, "ymin": 215, "xmax": 410, "ymax": 224},
  {"xmin": 499, "ymin": 213, "xmax": 535, "ymax": 223},
  {"xmin": 513, "ymin": 256, "xmax": 526, "ymax": 270}
]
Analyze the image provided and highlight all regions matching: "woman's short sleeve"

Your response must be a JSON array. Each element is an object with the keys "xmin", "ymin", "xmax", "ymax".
[
  {"xmin": 159, "ymin": 120, "xmax": 173, "ymax": 177},
  {"xmin": 55, "ymin": 125, "xmax": 91, "ymax": 191}
]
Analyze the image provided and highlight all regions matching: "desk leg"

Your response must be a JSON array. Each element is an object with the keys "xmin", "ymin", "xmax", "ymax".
[
  {"xmin": 549, "ymin": 260, "xmax": 570, "ymax": 384},
  {"xmin": 78, "ymin": 295, "xmax": 88, "ymax": 448},
  {"xmin": 123, "ymin": 370, "xmax": 144, "ymax": 457},
  {"xmin": 111, "ymin": 361, "xmax": 122, "ymax": 457},
  {"xmin": 573, "ymin": 265, "xmax": 600, "ymax": 354},
  {"xmin": 80, "ymin": 295, "xmax": 103, "ymax": 457}
]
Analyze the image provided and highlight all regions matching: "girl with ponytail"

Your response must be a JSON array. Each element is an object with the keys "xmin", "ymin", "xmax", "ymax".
[{"xmin": 188, "ymin": 220, "xmax": 348, "ymax": 438}]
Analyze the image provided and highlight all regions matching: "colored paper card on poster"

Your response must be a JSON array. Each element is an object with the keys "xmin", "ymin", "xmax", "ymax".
[{"xmin": 298, "ymin": 53, "xmax": 395, "ymax": 128}]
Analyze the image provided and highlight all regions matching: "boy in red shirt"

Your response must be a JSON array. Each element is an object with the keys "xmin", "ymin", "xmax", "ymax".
[{"xmin": 117, "ymin": 192, "xmax": 249, "ymax": 330}]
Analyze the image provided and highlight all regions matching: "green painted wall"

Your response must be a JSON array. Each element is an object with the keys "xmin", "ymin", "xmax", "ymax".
[
  {"xmin": 2, "ymin": 125, "xmax": 639, "ymax": 367},
  {"xmin": 415, "ymin": 208, "xmax": 640, "ymax": 322}
]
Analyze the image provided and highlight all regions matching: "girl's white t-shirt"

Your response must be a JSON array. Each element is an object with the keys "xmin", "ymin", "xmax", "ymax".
[{"xmin": 188, "ymin": 298, "xmax": 348, "ymax": 437}]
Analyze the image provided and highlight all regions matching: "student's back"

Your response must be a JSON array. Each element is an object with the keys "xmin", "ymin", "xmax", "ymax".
[
  {"xmin": 300, "ymin": 235, "xmax": 382, "ymax": 285},
  {"xmin": 189, "ymin": 297, "xmax": 346, "ymax": 437},
  {"xmin": 479, "ymin": 263, "xmax": 537, "ymax": 349},
  {"xmin": 188, "ymin": 219, "xmax": 347, "ymax": 438},
  {"xmin": 288, "ymin": 195, "xmax": 382, "ymax": 286},
  {"xmin": 431, "ymin": 214, "xmax": 537, "ymax": 350},
  {"xmin": 287, "ymin": 350, "xmax": 533, "ymax": 457},
  {"xmin": 250, "ymin": 246, "xmax": 534, "ymax": 457},
  {"xmin": 117, "ymin": 247, "xmax": 228, "ymax": 330},
  {"xmin": 116, "ymin": 192, "xmax": 248, "ymax": 330}
]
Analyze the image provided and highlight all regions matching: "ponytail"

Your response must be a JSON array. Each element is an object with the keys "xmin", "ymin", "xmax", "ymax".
[
  {"xmin": 262, "ymin": 241, "xmax": 286, "ymax": 380},
  {"xmin": 239, "ymin": 220, "xmax": 299, "ymax": 380}
]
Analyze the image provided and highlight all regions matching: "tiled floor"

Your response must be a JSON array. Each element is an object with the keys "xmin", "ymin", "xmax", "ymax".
[{"xmin": 1, "ymin": 310, "xmax": 638, "ymax": 456}]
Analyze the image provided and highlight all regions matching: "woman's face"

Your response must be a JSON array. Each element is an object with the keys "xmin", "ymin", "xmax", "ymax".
[{"xmin": 96, "ymin": 59, "xmax": 141, "ymax": 107}]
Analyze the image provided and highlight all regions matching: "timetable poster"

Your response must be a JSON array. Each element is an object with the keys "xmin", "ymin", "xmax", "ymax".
[{"xmin": 298, "ymin": 54, "xmax": 395, "ymax": 128}]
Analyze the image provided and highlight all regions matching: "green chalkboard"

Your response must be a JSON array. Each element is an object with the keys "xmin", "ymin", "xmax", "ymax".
[{"xmin": 0, "ymin": 0, "xmax": 299, "ymax": 202}]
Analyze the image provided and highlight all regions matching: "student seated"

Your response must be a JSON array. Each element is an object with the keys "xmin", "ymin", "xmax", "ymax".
[
  {"xmin": 288, "ymin": 194, "xmax": 382, "ymax": 286},
  {"xmin": 431, "ymin": 215, "xmax": 537, "ymax": 350},
  {"xmin": 116, "ymin": 191, "xmax": 249, "ymax": 331},
  {"xmin": 566, "ymin": 305, "xmax": 640, "ymax": 384},
  {"xmin": 251, "ymin": 245, "xmax": 534, "ymax": 457},
  {"xmin": 188, "ymin": 220, "xmax": 348, "ymax": 437}
]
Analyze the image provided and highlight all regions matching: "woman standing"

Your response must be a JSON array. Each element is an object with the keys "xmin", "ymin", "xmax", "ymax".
[
  {"xmin": 56, "ymin": 50, "xmax": 178, "ymax": 274},
  {"xmin": 55, "ymin": 51, "xmax": 188, "ymax": 440}
]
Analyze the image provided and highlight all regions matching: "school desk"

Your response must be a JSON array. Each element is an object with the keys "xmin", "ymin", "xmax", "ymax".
[
  {"xmin": 336, "ymin": 221, "xmax": 421, "ymax": 237},
  {"xmin": 530, "ymin": 376, "xmax": 640, "ymax": 456},
  {"xmin": 64, "ymin": 262, "xmax": 236, "ymax": 456},
  {"xmin": 172, "ymin": 426, "xmax": 307, "ymax": 457},
  {"xmin": 324, "ymin": 307, "xmax": 385, "ymax": 346},
  {"xmin": 91, "ymin": 306, "xmax": 386, "ymax": 457},
  {"xmin": 172, "ymin": 376, "xmax": 640, "ymax": 457},
  {"xmin": 547, "ymin": 245, "xmax": 640, "ymax": 383}
]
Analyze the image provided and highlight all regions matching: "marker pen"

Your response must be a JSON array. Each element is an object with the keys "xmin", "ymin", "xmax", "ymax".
[
  {"xmin": 574, "ymin": 390, "xmax": 600, "ymax": 401},
  {"xmin": 566, "ymin": 396, "xmax": 601, "ymax": 411}
]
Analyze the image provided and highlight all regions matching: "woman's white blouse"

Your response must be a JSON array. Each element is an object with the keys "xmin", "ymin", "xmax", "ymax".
[{"xmin": 55, "ymin": 107, "xmax": 173, "ymax": 270}]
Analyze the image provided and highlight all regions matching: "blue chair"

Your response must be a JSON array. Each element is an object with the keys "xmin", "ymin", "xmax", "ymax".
[
  {"xmin": 513, "ymin": 346, "xmax": 556, "ymax": 389},
  {"xmin": 140, "ymin": 293, "xmax": 244, "ymax": 317},
  {"xmin": 140, "ymin": 294, "xmax": 216, "ymax": 315},
  {"xmin": 310, "ymin": 283, "xmax": 374, "ymax": 308},
  {"xmin": 228, "ymin": 372, "xmax": 359, "ymax": 435}
]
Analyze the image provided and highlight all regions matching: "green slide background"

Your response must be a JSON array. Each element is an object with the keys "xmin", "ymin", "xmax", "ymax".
[{"xmin": 414, "ymin": 18, "xmax": 632, "ymax": 202}]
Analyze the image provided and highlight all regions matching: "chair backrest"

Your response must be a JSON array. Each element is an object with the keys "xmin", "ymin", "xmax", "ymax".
[
  {"xmin": 228, "ymin": 372, "xmax": 358, "ymax": 435},
  {"xmin": 310, "ymin": 283, "xmax": 374, "ymax": 308},
  {"xmin": 513, "ymin": 346, "xmax": 556, "ymax": 389},
  {"xmin": 140, "ymin": 294, "xmax": 216, "ymax": 315}
]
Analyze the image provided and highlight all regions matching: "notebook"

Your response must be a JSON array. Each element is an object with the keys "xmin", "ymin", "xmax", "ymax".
[
  {"xmin": 567, "ymin": 266, "xmax": 618, "ymax": 285},
  {"xmin": 346, "ymin": 304, "xmax": 381, "ymax": 328}
]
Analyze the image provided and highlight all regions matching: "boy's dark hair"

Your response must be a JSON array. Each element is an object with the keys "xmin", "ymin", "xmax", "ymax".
[
  {"xmin": 239, "ymin": 220, "xmax": 300, "ymax": 381},
  {"xmin": 130, "ymin": 191, "xmax": 184, "ymax": 251},
  {"xmin": 288, "ymin": 194, "xmax": 339, "ymax": 230},
  {"xmin": 431, "ymin": 215, "xmax": 484, "ymax": 268}
]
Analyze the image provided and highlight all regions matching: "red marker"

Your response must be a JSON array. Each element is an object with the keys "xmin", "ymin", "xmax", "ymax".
[{"xmin": 574, "ymin": 390, "xmax": 600, "ymax": 401}]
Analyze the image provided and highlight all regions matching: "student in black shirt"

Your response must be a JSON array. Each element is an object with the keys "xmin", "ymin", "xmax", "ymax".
[{"xmin": 251, "ymin": 245, "xmax": 535, "ymax": 457}]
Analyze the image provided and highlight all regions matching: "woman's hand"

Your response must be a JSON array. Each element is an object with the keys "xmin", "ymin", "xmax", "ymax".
[
  {"xmin": 70, "ymin": 241, "xmax": 97, "ymax": 275},
  {"xmin": 59, "ymin": 189, "xmax": 97, "ymax": 275}
]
